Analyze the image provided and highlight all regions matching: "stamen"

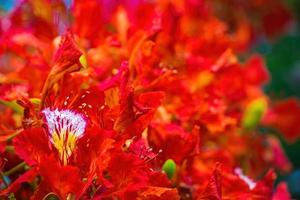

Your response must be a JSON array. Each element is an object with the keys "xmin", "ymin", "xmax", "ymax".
[{"xmin": 234, "ymin": 168, "xmax": 256, "ymax": 190}]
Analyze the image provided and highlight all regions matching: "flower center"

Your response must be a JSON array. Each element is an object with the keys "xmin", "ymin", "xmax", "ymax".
[{"xmin": 42, "ymin": 108, "xmax": 87, "ymax": 165}]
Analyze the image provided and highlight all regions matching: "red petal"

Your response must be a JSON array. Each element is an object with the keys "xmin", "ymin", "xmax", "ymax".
[
  {"xmin": 137, "ymin": 186, "xmax": 180, "ymax": 200},
  {"xmin": 198, "ymin": 164, "xmax": 222, "ymax": 200},
  {"xmin": 52, "ymin": 31, "xmax": 83, "ymax": 73},
  {"xmin": 244, "ymin": 55, "xmax": 269, "ymax": 85},
  {"xmin": 272, "ymin": 182, "xmax": 291, "ymax": 200},
  {"xmin": 39, "ymin": 156, "xmax": 84, "ymax": 199},
  {"xmin": 263, "ymin": 98, "xmax": 300, "ymax": 143},
  {"xmin": 13, "ymin": 128, "xmax": 52, "ymax": 165},
  {"xmin": 252, "ymin": 169, "xmax": 276, "ymax": 199}
]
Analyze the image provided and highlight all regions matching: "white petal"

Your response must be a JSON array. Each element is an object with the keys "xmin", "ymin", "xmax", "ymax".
[{"xmin": 42, "ymin": 108, "xmax": 87, "ymax": 139}]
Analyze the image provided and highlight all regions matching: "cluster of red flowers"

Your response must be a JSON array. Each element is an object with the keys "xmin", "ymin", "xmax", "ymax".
[{"xmin": 0, "ymin": 0, "xmax": 299, "ymax": 199}]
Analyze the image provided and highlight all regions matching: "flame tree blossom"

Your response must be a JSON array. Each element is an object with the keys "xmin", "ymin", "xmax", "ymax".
[{"xmin": 0, "ymin": 0, "xmax": 298, "ymax": 199}]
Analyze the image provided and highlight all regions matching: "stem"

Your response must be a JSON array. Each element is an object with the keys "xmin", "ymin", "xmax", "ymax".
[
  {"xmin": 4, "ymin": 162, "xmax": 26, "ymax": 176},
  {"xmin": 5, "ymin": 145, "xmax": 14, "ymax": 153},
  {"xmin": 6, "ymin": 129, "xmax": 23, "ymax": 142}
]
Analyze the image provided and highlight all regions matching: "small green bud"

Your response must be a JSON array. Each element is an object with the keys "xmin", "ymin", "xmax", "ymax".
[
  {"xmin": 30, "ymin": 98, "xmax": 41, "ymax": 105},
  {"xmin": 79, "ymin": 54, "xmax": 88, "ymax": 68},
  {"xmin": 242, "ymin": 98, "xmax": 267, "ymax": 129},
  {"xmin": 162, "ymin": 159, "xmax": 176, "ymax": 179}
]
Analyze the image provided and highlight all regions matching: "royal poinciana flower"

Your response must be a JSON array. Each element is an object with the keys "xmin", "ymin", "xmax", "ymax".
[{"xmin": 0, "ymin": 0, "xmax": 298, "ymax": 199}]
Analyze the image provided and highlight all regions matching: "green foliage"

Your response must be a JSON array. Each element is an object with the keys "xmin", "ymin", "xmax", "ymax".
[{"xmin": 256, "ymin": 34, "xmax": 300, "ymax": 98}]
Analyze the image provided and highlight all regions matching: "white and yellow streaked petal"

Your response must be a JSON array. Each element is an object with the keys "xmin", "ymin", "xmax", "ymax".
[
  {"xmin": 42, "ymin": 108, "xmax": 87, "ymax": 165},
  {"xmin": 42, "ymin": 108, "xmax": 86, "ymax": 138}
]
